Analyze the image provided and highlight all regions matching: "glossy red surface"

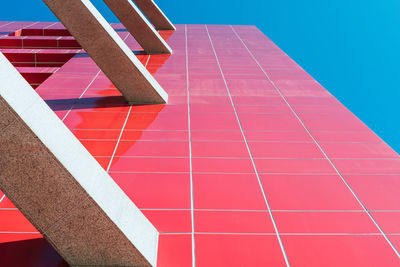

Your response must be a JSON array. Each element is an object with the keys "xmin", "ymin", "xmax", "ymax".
[{"xmin": 1, "ymin": 22, "xmax": 399, "ymax": 266}]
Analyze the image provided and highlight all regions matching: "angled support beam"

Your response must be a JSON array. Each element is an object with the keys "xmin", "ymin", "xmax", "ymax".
[
  {"xmin": 42, "ymin": 0, "xmax": 168, "ymax": 104},
  {"xmin": 103, "ymin": 0, "xmax": 172, "ymax": 54},
  {"xmin": 132, "ymin": 0, "xmax": 176, "ymax": 31},
  {"xmin": 0, "ymin": 52, "xmax": 158, "ymax": 267}
]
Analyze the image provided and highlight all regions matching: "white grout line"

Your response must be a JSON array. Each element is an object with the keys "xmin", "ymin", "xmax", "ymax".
[
  {"xmin": 44, "ymin": 22, "xmax": 59, "ymax": 29},
  {"xmin": 185, "ymin": 24, "xmax": 196, "ymax": 267},
  {"xmin": 61, "ymin": 32, "xmax": 133, "ymax": 122},
  {"xmin": 229, "ymin": 25, "xmax": 400, "ymax": 259},
  {"xmin": 106, "ymin": 105, "xmax": 133, "ymax": 173},
  {"xmin": 106, "ymin": 51, "xmax": 150, "ymax": 173},
  {"xmin": 107, "ymin": 170, "xmax": 400, "ymax": 176},
  {"xmin": 140, "ymin": 208, "xmax": 372, "ymax": 212},
  {"xmin": 76, "ymin": 155, "xmax": 400, "ymax": 160},
  {"xmin": 61, "ymin": 70, "xmax": 102, "ymax": 121},
  {"xmin": 205, "ymin": 25, "xmax": 291, "ymax": 267},
  {"xmin": 0, "ymin": 21, "xmax": 16, "ymax": 30},
  {"xmin": 75, "ymin": 138, "xmax": 383, "ymax": 144},
  {"xmin": 161, "ymin": 232, "xmax": 386, "ymax": 236}
]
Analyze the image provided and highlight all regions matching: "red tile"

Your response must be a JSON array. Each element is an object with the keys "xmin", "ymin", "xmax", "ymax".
[
  {"xmin": 235, "ymin": 104, "xmax": 292, "ymax": 114},
  {"xmin": 157, "ymin": 235, "xmax": 192, "ymax": 267},
  {"xmin": 274, "ymin": 79, "xmax": 325, "ymax": 92},
  {"xmin": 142, "ymin": 210, "xmax": 192, "ymax": 233},
  {"xmin": 193, "ymin": 173, "xmax": 266, "ymax": 210},
  {"xmin": 194, "ymin": 211, "xmax": 274, "ymax": 233},
  {"xmin": 266, "ymin": 69, "xmax": 313, "ymax": 80},
  {"xmin": 260, "ymin": 174, "xmax": 362, "ymax": 210},
  {"xmin": 232, "ymin": 96, "xmax": 286, "ymax": 106},
  {"xmin": 191, "ymin": 141, "xmax": 248, "ymax": 158},
  {"xmin": 72, "ymin": 129, "xmax": 121, "ymax": 140},
  {"xmin": 282, "ymin": 235, "xmax": 400, "ymax": 267},
  {"xmin": 79, "ymin": 140, "xmax": 117, "ymax": 156},
  {"xmin": 299, "ymin": 113, "xmax": 370, "ymax": 132},
  {"xmin": 312, "ymin": 131, "xmax": 380, "ymax": 142},
  {"xmin": 225, "ymin": 79, "xmax": 275, "ymax": 91},
  {"xmin": 112, "ymin": 172, "xmax": 191, "ymax": 209},
  {"xmin": 190, "ymin": 104, "xmax": 235, "ymax": 113},
  {"xmin": 239, "ymin": 113, "xmax": 304, "ymax": 131},
  {"xmin": 320, "ymin": 142, "xmax": 399, "ymax": 159},
  {"xmin": 389, "ymin": 236, "xmax": 400, "ymax": 252},
  {"xmin": 130, "ymin": 104, "xmax": 187, "ymax": 114},
  {"xmin": 125, "ymin": 112, "xmax": 188, "ymax": 131},
  {"xmin": 344, "ymin": 175, "xmax": 400, "ymax": 210},
  {"xmin": 192, "ymin": 158, "xmax": 254, "ymax": 173},
  {"xmin": 110, "ymin": 157, "xmax": 190, "ymax": 173},
  {"xmin": 40, "ymin": 76, "xmax": 93, "ymax": 89},
  {"xmin": 332, "ymin": 158, "xmax": 400, "ymax": 174},
  {"xmin": 94, "ymin": 157, "xmax": 110, "ymax": 170},
  {"xmin": 115, "ymin": 140, "xmax": 189, "ymax": 157},
  {"xmin": 0, "ymin": 210, "xmax": 37, "ymax": 232},
  {"xmin": 371, "ymin": 212, "xmax": 400, "ymax": 234},
  {"xmin": 188, "ymin": 79, "xmax": 226, "ymax": 90},
  {"xmin": 190, "ymin": 113, "xmax": 240, "ymax": 131},
  {"xmin": 121, "ymin": 130, "xmax": 188, "ymax": 141},
  {"xmin": 285, "ymin": 96, "xmax": 342, "ymax": 108},
  {"xmin": 274, "ymin": 211, "xmax": 379, "ymax": 233},
  {"xmin": 245, "ymin": 131, "xmax": 312, "ymax": 142},
  {"xmin": 189, "ymin": 88, "xmax": 228, "ymax": 96},
  {"xmin": 249, "ymin": 141, "xmax": 323, "ymax": 158},
  {"xmin": 191, "ymin": 130, "xmax": 243, "ymax": 141},
  {"xmin": 0, "ymin": 197, "xmax": 16, "ymax": 208},
  {"xmin": 195, "ymin": 234, "xmax": 286, "ymax": 267},
  {"xmin": 255, "ymin": 158, "xmax": 335, "ymax": 174},
  {"xmin": 63, "ymin": 111, "xmax": 127, "ymax": 129}
]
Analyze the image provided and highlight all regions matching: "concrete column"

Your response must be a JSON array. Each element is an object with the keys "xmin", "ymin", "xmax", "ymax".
[
  {"xmin": 132, "ymin": 0, "xmax": 176, "ymax": 30},
  {"xmin": 42, "ymin": 0, "xmax": 168, "ymax": 104},
  {"xmin": 0, "ymin": 52, "xmax": 159, "ymax": 267},
  {"xmin": 103, "ymin": 0, "xmax": 172, "ymax": 54}
]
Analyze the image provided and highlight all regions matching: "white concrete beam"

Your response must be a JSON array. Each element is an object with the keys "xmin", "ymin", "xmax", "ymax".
[
  {"xmin": 0, "ymin": 52, "xmax": 159, "ymax": 267},
  {"xmin": 103, "ymin": 0, "xmax": 172, "ymax": 54},
  {"xmin": 132, "ymin": 0, "xmax": 176, "ymax": 31},
  {"xmin": 42, "ymin": 0, "xmax": 168, "ymax": 104}
]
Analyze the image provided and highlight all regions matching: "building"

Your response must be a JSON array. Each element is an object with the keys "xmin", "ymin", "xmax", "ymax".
[{"xmin": 0, "ymin": 6, "xmax": 400, "ymax": 267}]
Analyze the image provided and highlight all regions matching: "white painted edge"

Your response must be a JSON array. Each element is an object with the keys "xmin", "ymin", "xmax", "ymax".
[
  {"xmin": 81, "ymin": 0, "xmax": 168, "ymax": 103},
  {"xmin": 145, "ymin": 0, "xmax": 176, "ymax": 31},
  {"xmin": 125, "ymin": 0, "xmax": 172, "ymax": 53},
  {"xmin": 0, "ymin": 52, "xmax": 159, "ymax": 266}
]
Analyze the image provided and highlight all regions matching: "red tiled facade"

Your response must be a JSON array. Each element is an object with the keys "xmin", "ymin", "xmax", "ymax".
[{"xmin": 0, "ymin": 21, "xmax": 400, "ymax": 266}]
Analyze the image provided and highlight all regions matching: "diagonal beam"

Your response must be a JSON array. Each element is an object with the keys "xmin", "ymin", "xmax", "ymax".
[
  {"xmin": 103, "ymin": 0, "xmax": 172, "ymax": 54},
  {"xmin": 42, "ymin": 0, "xmax": 168, "ymax": 104},
  {"xmin": 132, "ymin": 0, "xmax": 176, "ymax": 31},
  {"xmin": 0, "ymin": 52, "xmax": 159, "ymax": 267}
]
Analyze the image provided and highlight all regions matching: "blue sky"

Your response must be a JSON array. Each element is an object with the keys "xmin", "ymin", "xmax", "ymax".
[{"xmin": 2, "ymin": 0, "xmax": 400, "ymax": 152}]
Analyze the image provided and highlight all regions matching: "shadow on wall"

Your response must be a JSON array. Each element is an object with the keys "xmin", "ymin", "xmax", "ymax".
[{"xmin": 0, "ymin": 238, "xmax": 68, "ymax": 266}]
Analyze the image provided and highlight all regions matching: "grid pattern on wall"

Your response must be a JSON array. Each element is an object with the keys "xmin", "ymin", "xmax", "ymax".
[{"xmin": 0, "ymin": 21, "xmax": 400, "ymax": 267}]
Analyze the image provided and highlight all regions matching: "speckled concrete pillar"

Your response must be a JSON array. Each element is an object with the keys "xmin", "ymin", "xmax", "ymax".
[
  {"xmin": 42, "ymin": 0, "xmax": 168, "ymax": 104},
  {"xmin": 104, "ymin": 0, "xmax": 172, "ymax": 54},
  {"xmin": 132, "ymin": 0, "xmax": 176, "ymax": 30},
  {"xmin": 0, "ymin": 52, "xmax": 159, "ymax": 267}
]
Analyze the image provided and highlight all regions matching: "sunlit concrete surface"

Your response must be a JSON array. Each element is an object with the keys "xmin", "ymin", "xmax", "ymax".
[
  {"xmin": 42, "ymin": 0, "xmax": 168, "ymax": 104},
  {"xmin": 0, "ymin": 52, "xmax": 159, "ymax": 267}
]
